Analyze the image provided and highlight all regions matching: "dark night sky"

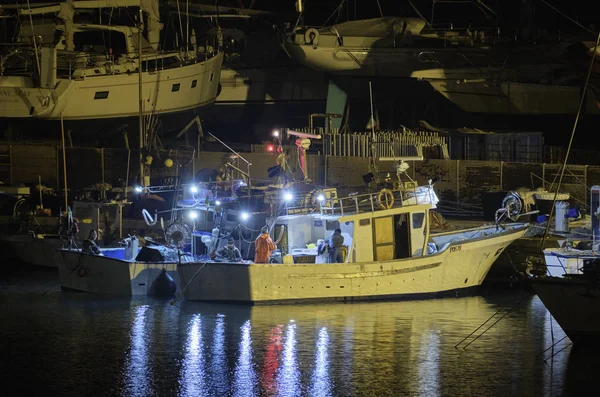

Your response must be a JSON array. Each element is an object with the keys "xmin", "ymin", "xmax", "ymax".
[
  {"xmin": 2, "ymin": 0, "xmax": 597, "ymax": 32},
  {"xmin": 0, "ymin": 0, "xmax": 595, "ymax": 36},
  {"xmin": 248, "ymin": 0, "xmax": 596, "ymax": 33}
]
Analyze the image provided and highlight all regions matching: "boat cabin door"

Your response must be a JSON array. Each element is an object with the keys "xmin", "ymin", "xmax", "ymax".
[{"xmin": 409, "ymin": 211, "xmax": 427, "ymax": 256}]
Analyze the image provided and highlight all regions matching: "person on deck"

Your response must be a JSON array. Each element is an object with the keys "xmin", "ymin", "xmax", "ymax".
[
  {"xmin": 328, "ymin": 229, "xmax": 344, "ymax": 263},
  {"xmin": 82, "ymin": 229, "xmax": 102, "ymax": 255},
  {"xmin": 216, "ymin": 238, "xmax": 242, "ymax": 261},
  {"xmin": 254, "ymin": 226, "xmax": 276, "ymax": 263}
]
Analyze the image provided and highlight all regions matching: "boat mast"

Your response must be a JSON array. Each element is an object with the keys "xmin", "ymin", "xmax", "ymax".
[
  {"xmin": 138, "ymin": 7, "xmax": 145, "ymax": 187},
  {"xmin": 24, "ymin": 0, "xmax": 41, "ymax": 76},
  {"xmin": 539, "ymin": 31, "xmax": 600, "ymax": 247}
]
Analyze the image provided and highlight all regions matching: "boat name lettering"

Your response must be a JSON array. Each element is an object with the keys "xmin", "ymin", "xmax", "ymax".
[
  {"xmin": 0, "ymin": 89, "xmax": 28, "ymax": 97},
  {"xmin": 449, "ymin": 245, "xmax": 462, "ymax": 252}
]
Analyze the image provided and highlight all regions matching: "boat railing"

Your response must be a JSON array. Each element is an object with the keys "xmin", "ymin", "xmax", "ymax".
[
  {"xmin": 283, "ymin": 188, "xmax": 416, "ymax": 217},
  {"xmin": 422, "ymin": 26, "xmax": 501, "ymax": 45}
]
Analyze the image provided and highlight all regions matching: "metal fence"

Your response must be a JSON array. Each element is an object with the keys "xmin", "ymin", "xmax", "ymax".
[{"xmin": 315, "ymin": 128, "xmax": 449, "ymax": 158}]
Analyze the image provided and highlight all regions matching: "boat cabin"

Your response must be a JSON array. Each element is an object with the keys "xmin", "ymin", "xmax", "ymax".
[{"xmin": 270, "ymin": 203, "xmax": 431, "ymax": 264}]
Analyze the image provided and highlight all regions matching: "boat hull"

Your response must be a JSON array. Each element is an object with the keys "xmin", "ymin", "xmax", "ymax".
[
  {"xmin": 533, "ymin": 277, "xmax": 600, "ymax": 346},
  {"xmin": 57, "ymin": 249, "xmax": 179, "ymax": 296},
  {"xmin": 178, "ymin": 225, "xmax": 528, "ymax": 303},
  {"xmin": 0, "ymin": 234, "xmax": 63, "ymax": 267},
  {"xmin": 0, "ymin": 53, "xmax": 223, "ymax": 137},
  {"xmin": 411, "ymin": 68, "xmax": 600, "ymax": 115},
  {"xmin": 284, "ymin": 43, "xmax": 489, "ymax": 77}
]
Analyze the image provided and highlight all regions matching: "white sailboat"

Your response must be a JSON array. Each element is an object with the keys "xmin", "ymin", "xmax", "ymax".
[
  {"xmin": 0, "ymin": 0, "xmax": 223, "ymax": 134},
  {"xmin": 283, "ymin": 16, "xmax": 491, "ymax": 77}
]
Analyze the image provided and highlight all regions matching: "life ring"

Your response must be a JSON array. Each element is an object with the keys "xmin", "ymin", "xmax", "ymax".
[
  {"xmin": 377, "ymin": 189, "xmax": 394, "ymax": 210},
  {"xmin": 304, "ymin": 28, "xmax": 320, "ymax": 46},
  {"xmin": 78, "ymin": 268, "xmax": 87, "ymax": 278}
]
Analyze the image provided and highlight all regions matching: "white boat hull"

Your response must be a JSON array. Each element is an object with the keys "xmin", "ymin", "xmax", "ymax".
[
  {"xmin": 0, "ymin": 53, "xmax": 223, "ymax": 120},
  {"xmin": 57, "ymin": 249, "xmax": 179, "ymax": 296},
  {"xmin": 178, "ymin": 225, "xmax": 528, "ymax": 303},
  {"xmin": 533, "ymin": 277, "xmax": 600, "ymax": 346},
  {"xmin": 411, "ymin": 69, "xmax": 600, "ymax": 115},
  {"xmin": 284, "ymin": 44, "xmax": 487, "ymax": 77}
]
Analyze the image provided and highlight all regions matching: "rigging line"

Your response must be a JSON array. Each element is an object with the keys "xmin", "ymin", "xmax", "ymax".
[
  {"xmin": 322, "ymin": 0, "xmax": 347, "ymax": 27},
  {"xmin": 538, "ymin": 0, "xmax": 597, "ymax": 37},
  {"xmin": 176, "ymin": 0, "xmax": 185, "ymax": 54},
  {"xmin": 376, "ymin": 0, "xmax": 383, "ymax": 18},
  {"xmin": 540, "ymin": 30, "xmax": 600, "ymax": 249},
  {"xmin": 25, "ymin": 0, "xmax": 40, "ymax": 74},
  {"xmin": 408, "ymin": 0, "xmax": 430, "ymax": 25}
]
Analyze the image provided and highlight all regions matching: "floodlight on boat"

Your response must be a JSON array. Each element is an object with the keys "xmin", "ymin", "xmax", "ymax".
[
  {"xmin": 215, "ymin": 200, "xmax": 221, "ymax": 206},
  {"xmin": 317, "ymin": 194, "xmax": 325, "ymax": 202},
  {"xmin": 284, "ymin": 192, "xmax": 293, "ymax": 201},
  {"xmin": 134, "ymin": 186, "xmax": 143, "ymax": 193},
  {"xmin": 190, "ymin": 185, "xmax": 199, "ymax": 193},
  {"xmin": 272, "ymin": 129, "xmax": 279, "ymax": 137},
  {"xmin": 240, "ymin": 212, "xmax": 250, "ymax": 221},
  {"xmin": 188, "ymin": 211, "xmax": 198, "ymax": 220}
]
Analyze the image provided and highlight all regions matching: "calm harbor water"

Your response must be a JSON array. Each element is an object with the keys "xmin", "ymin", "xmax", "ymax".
[{"xmin": 0, "ymin": 268, "xmax": 595, "ymax": 396}]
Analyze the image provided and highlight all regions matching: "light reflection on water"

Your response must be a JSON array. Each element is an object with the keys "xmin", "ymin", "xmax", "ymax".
[
  {"xmin": 418, "ymin": 329, "xmax": 441, "ymax": 397},
  {"xmin": 211, "ymin": 313, "xmax": 230, "ymax": 396},
  {"xmin": 233, "ymin": 320, "xmax": 258, "ymax": 397},
  {"xmin": 310, "ymin": 327, "xmax": 333, "ymax": 397},
  {"xmin": 0, "ymin": 291, "xmax": 591, "ymax": 396},
  {"xmin": 179, "ymin": 315, "xmax": 206, "ymax": 396},
  {"xmin": 123, "ymin": 305, "xmax": 151, "ymax": 397},
  {"xmin": 276, "ymin": 323, "xmax": 302, "ymax": 397}
]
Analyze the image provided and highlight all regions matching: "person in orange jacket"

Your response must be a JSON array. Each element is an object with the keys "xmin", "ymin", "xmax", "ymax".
[{"xmin": 255, "ymin": 226, "xmax": 276, "ymax": 263}]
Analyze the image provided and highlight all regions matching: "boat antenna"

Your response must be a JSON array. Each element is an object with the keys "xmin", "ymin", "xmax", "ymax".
[
  {"xmin": 368, "ymin": 81, "xmax": 379, "ymax": 183},
  {"xmin": 539, "ymin": 30, "xmax": 600, "ymax": 249},
  {"xmin": 138, "ymin": 7, "xmax": 145, "ymax": 188}
]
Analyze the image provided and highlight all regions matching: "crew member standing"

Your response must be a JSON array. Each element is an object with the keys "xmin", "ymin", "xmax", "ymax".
[
  {"xmin": 254, "ymin": 226, "xmax": 276, "ymax": 263},
  {"xmin": 328, "ymin": 228, "xmax": 344, "ymax": 263}
]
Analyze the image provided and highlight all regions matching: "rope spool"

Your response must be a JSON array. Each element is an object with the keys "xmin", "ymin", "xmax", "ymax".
[
  {"xmin": 377, "ymin": 189, "xmax": 394, "ymax": 210},
  {"xmin": 304, "ymin": 28, "xmax": 320, "ymax": 46}
]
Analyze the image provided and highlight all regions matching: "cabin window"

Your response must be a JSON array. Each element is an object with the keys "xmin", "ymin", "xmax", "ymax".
[
  {"xmin": 359, "ymin": 219, "xmax": 370, "ymax": 226},
  {"xmin": 412, "ymin": 212, "xmax": 425, "ymax": 229},
  {"xmin": 94, "ymin": 91, "xmax": 109, "ymax": 99},
  {"xmin": 191, "ymin": 79, "xmax": 197, "ymax": 88},
  {"xmin": 172, "ymin": 83, "xmax": 180, "ymax": 92},
  {"xmin": 162, "ymin": 56, "xmax": 180, "ymax": 68},
  {"xmin": 73, "ymin": 30, "xmax": 127, "ymax": 57},
  {"xmin": 325, "ymin": 220, "xmax": 340, "ymax": 231},
  {"xmin": 210, "ymin": 72, "xmax": 214, "ymax": 81}
]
